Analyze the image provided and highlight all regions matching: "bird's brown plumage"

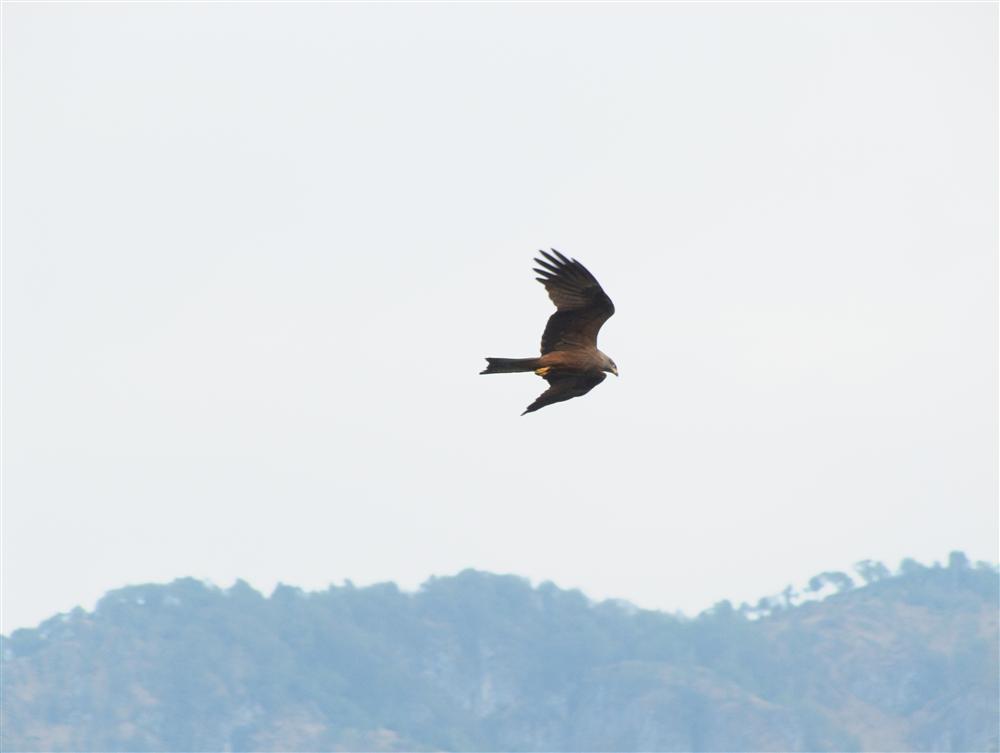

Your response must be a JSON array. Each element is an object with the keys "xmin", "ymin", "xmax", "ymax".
[
  {"xmin": 480, "ymin": 250, "xmax": 617, "ymax": 415},
  {"xmin": 534, "ymin": 250, "xmax": 615, "ymax": 354}
]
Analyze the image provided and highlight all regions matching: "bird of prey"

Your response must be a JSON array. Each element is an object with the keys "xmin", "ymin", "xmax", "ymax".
[{"xmin": 481, "ymin": 250, "xmax": 617, "ymax": 415}]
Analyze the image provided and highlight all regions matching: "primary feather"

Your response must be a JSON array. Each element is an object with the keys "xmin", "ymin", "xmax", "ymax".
[{"xmin": 533, "ymin": 249, "xmax": 615, "ymax": 354}]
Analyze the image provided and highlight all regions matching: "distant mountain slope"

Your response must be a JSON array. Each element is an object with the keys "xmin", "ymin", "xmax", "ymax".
[{"xmin": 2, "ymin": 556, "xmax": 997, "ymax": 752}]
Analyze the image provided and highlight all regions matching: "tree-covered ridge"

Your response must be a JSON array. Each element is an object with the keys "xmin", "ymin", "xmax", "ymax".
[{"xmin": 2, "ymin": 555, "xmax": 997, "ymax": 752}]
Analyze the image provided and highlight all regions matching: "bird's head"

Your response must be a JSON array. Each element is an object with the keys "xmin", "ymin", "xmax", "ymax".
[{"xmin": 602, "ymin": 355, "xmax": 619, "ymax": 377}]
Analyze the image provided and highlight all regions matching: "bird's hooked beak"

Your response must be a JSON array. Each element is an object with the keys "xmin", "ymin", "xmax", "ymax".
[{"xmin": 610, "ymin": 366, "xmax": 619, "ymax": 377}]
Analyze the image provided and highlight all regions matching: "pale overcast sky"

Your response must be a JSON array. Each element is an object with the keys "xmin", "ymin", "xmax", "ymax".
[{"xmin": 4, "ymin": 2, "xmax": 997, "ymax": 634}]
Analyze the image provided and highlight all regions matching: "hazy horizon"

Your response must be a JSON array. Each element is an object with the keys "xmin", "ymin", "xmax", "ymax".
[
  {"xmin": 4, "ymin": 2, "xmax": 997, "ymax": 634},
  {"xmin": 6, "ymin": 562, "xmax": 996, "ymax": 752}
]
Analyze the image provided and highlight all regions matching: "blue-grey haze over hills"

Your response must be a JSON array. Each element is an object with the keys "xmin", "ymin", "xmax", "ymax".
[{"xmin": 2, "ymin": 554, "xmax": 997, "ymax": 752}]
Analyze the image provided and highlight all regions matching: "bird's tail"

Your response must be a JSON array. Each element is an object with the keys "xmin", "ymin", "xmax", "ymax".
[{"xmin": 480, "ymin": 357, "xmax": 540, "ymax": 375}]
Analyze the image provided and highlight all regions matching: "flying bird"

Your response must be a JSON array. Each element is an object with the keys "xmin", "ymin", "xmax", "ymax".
[{"xmin": 481, "ymin": 250, "xmax": 617, "ymax": 415}]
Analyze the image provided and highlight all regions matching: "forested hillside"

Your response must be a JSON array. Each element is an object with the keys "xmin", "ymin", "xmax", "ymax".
[{"xmin": 2, "ymin": 554, "xmax": 996, "ymax": 752}]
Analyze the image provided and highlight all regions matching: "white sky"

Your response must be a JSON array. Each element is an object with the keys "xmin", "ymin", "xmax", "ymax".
[{"xmin": 3, "ymin": 2, "xmax": 997, "ymax": 634}]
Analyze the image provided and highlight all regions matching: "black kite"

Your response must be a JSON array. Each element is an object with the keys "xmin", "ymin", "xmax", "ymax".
[{"xmin": 481, "ymin": 250, "xmax": 617, "ymax": 415}]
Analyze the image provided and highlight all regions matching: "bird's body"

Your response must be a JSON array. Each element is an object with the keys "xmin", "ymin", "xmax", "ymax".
[{"xmin": 481, "ymin": 250, "xmax": 617, "ymax": 415}]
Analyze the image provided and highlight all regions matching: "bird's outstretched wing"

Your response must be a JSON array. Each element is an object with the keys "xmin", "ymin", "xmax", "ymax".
[
  {"xmin": 534, "ymin": 249, "xmax": 615, "ymax": 354},
  {"xmin": 522, "ymin": 371, "xmax": 607, "ymax": 415}
]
